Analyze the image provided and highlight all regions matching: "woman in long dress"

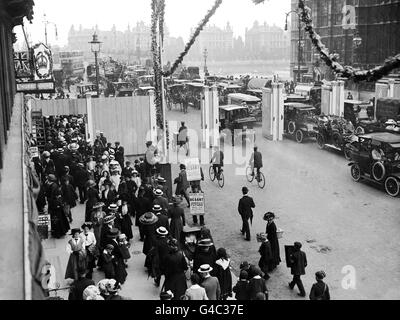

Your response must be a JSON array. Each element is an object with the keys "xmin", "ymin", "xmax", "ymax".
[
  {"xmin": 168, "ymin": 198, "xmax": 186, "ymax": 242},
  {"xmin": 85, "ymin": 181, "xmax": 100, "ymax": 222},
  {"xmin": 265, "ymin": 212, "xmax": 281, "ymax": 270},
  {"xmin": 65, "ymin": 228, "xmax": 87, "ymax": 280},
  {"xmin": 81, "ymin": 223, "xmax": 97, "ymax": 279},
  {"xmin": 163, "ymin": 239, "xmax": 188, "ymax": 300},
  {"xmin": 212, "ymin": 248, "xmax": 232, "ymax": 300},
  {"xmin": 90, "ymin": 202, "xmax": 105, "ymax": 249},
  {"xmin": 258, "ymin": 234, "xmax": 273, "ymax": 279}
]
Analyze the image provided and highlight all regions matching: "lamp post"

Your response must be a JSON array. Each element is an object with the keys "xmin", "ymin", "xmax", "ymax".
[
  {"xmin": 285, "ymin": 10, "xmax": 303, "ymax": 83},
  {"xmin": 352, "ymin": 33, "xmax": 362, "ymax": 69},
  {"xmin": 43, "ymin": 14, "xmax": 58, "ymax": 47},
  {"xmin": 203, "ymin": 48, "xmax": 209, "ymax": 76},
  {"xmin": 89, "ymin": 33, "xmax": 102, "ymax": 97}
]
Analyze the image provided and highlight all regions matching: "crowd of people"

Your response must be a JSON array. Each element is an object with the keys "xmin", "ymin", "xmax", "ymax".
[{"xmin": 33, "ymin": 114, "xmax": 330, "ymax": 301}]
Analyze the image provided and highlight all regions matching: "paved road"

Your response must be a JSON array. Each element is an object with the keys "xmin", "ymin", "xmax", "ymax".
[{"xmin": 166, "ymin": 107, "xmax": 400, "ymax": 300}]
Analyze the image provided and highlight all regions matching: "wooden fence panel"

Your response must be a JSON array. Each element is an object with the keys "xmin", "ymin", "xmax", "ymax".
[
  {"xmin": 91, "ymin": 96, "xmax": 151, "ymax": 156},
  {"xmin": 31, "ymin": 98, "xmax": 87, "ymax": 116}
]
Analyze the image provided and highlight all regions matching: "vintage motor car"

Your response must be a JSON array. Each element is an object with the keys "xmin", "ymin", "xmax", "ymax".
[
  {"xmin": 134, "ymin": 86, "xmax": 155, "ymax": 96},
  {"xmin": 284, "ymin": 103, "xmax": 318, "ymax": 143},
  {"xmin": 228, "ymin": 93, "xmax": 262, "ymax": 122},
  {"xmin": 316, "ymin": 115, "xmax": 357, "ymax": 159},
  {"xmin": 219, "ymin": 105, "xmax": 257, "ymax": 146},
  {"xmin": 347, "ymin": 132, "xmax": 400, "ymax": 197}
]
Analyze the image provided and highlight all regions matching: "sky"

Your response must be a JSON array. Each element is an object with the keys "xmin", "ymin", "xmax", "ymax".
[{"xmin": 15, "ymin": 0, "xmax": 291, "ymax": 47}]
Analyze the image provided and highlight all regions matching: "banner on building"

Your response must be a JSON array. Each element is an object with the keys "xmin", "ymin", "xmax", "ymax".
[
  {"xmin": 185, "ymin": 158, "xmax": 201, "ymax": 182},
  {"xmin": 189, "ymin": 192, "xmax": 205, "ymax": 215}
]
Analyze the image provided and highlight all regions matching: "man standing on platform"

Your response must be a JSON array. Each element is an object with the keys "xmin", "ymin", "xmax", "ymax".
[{"xmin": 238, "ymin": 187, "xmax": 255, "ymax": 241}]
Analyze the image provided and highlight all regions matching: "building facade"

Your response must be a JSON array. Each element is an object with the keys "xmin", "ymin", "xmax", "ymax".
[
  {"xmin": 245, "ymin": 21, "xmax": 290, "ymax": 60},
  {"xmin": 290, "ymin": 0, "xmax": 400, "ymax": 85}
]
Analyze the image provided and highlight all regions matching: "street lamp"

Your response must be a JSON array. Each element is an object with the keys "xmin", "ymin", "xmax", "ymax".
[
  {"xmin": 43, "ymin": 14, "xmax": 58, "ymax": 47},
  {"xmin": 352, "ymin": 33, "xmax": 362, "ymax": 68},
  {"xmin": 89, "ymin": 33, "xmax": 102, "ymax": 97},
  {"xmin": 203, "ymin": 48, "xmax": 209, "ymax": 76},
  {"xmin": 285, "ymin": 10, "xmax": 303, "ymax": 83}
]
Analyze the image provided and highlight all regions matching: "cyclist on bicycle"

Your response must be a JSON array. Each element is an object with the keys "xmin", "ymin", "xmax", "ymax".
[
  {"xmin": 249, "ymin": 146, "xmax": 263, "ymax": 181},
  {"xmin": 210, "ymin": 146, "xmax": 224, "ymax": 180}
]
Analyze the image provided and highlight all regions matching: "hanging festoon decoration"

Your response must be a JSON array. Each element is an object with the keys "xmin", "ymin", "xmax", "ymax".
[
  {"xmin": 150, "ymin": 0, "xmax": 223, "ymax": 127},
  {"xmin": 252, "ymin": 0, "xmax": 400, "ymax": 82}
]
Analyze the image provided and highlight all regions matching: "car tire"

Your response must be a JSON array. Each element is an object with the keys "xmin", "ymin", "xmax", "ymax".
[
  {"xmin": 316, "ymin": 134, "xmax": 325, "ymax": 150},
  {"xmin": 384, "ymin": 176, "xmax": 400, "ymax": 197},
  {"xmin": 295, "ymin": 130, "xmax": 304, "ymax": 143},
  {"xmin": 355, "ymin": 126, "xmax": 365, "ymax": 135},
  {"xmin": 372, "ymin": 161, "xmax": 386, "ymax": 182},
  {"xmin": 351, "ymin": 164, "xmax": 362, "ymax": 182},
  {"xmin": 288, "ymin": 121, "xmax": 296, "ymax": 135}
]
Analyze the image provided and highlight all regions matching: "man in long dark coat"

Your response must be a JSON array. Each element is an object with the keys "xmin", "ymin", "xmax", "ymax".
[
  {"xmin": 289, "ymin": 241, "xmax": 307, "ymax": 297},
  {"xmin": 238, "ymin": 187, "xmax": 255, "ymax": 241},
  {"xmin": 153, "ymin": 227, "xmax": 170, "ymax": 287}
]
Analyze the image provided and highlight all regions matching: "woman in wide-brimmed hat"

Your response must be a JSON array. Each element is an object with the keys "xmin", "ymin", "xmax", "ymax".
[
  {"xmin": 65, "ymin": 228, "xmax": 87, "ymax": 281},
  {"xmin": 85, "ymin": 180, "xmax": 100, "ymax": 222},
  {"xmin": 163, "ymin": 238, "xmax": 188, "ymax": 300},
  {"xmin": 193, "ymin": 238, "xmax": 217, "ymax": 276},
  {"xmin": 167, "ymin": 197, "xmax": 186, "ymax": 243},
  {"xmin": 264, "ymin": 212, "xmax": 281, "ymax": 270},
  {"xmin": 140, "ymin": 212, "xmax": 159, "ymax": 255}
]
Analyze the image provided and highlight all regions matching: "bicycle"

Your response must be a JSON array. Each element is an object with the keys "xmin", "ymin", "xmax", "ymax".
[
  {"xmin": 246, "ymin": 166, "xmax": 266, "ymax": 189},
  {"xmin": 209, "ymin": 165, "xmax": 225, "ymax": 188}
]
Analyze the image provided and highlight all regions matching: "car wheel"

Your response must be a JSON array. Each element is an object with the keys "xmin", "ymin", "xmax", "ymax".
[
  {"xmin": 372, "ymin": 162, "xmax": 386, "ymax": 182},
  {"xmin": 316, "ymin": 134, "xmax": 325, "ymax": 150},
  {"xmin": 355, "ymin": 126, "xmax": 365, "ymax": 135},
  {"xmin": 344, "ymin": 148, "xmax": 352, "ymax": 161},
  {"xmin": 350, "ymin": 164, "xmax": 362, "ymax": 182},
  {"xmin": 295, "ymin": 130, "xmax": 304, "ymax": 143},
  {"xmin": 288, "ymin": 121, "xmax": 296, "ymax": 135},
  {"xmin": 384, "ymin": 177, "xmax": 400, "ymax": 197}
]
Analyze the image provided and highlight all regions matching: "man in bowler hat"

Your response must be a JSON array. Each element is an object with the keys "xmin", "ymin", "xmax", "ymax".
[{"xmin": 237, "ymin": 187, "xmax": 255, "ymax": 241}]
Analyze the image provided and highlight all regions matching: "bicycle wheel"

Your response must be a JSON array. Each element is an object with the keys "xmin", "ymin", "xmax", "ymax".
[
  {"xmin": 209, "ymin": 166, "xmax": 216, "ymax": 182},
  {"xmin": 246, "ymin": 166, "xmax": 254, "ymax": 182},
  {"xmin": 257, "ymin": 172, "xmax": 266, "ymax": 189},
  {"xmin": 218, "ymin": 172, "xmax": 225, "ymax": 188}
]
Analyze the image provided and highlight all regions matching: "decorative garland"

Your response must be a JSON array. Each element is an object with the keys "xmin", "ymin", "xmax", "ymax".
[
  {"xmin": 252, "ymin": 0, "xmax": 400, "ymax": 82},
  {"xmin": 161, "ymin": 0, "xmax": 223, "ymax": 78},
  {"xmin": 297, "ymin": 0, "xmax": 400, "ymax": 82}
]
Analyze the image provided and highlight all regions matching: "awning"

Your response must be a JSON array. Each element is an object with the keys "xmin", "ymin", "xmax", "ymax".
[{"xmin": 247, "ymin": 78, "xmax": 269, "ymax": 90}]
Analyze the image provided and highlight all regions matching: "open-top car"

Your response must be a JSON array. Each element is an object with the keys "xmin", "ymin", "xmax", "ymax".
[
  {"xmin": 219, "ymin": 105, "xmax": 257, "ymax": 146},
  {"xmin": 316, "ymin": 115, "xmax": 357, "ymax": 159},
  {"xmin": 284, "ymin": 103, "xmax": 318, "ymax": 143},
  {"xmin": 347, "ymin": 132, "xmax": 400, "ymax": 197},
  {"xmin": 112, "ymin": 81, "xmax": 134, "ymax": 97}
]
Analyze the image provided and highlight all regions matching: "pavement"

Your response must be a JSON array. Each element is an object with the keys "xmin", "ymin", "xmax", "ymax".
[{"xmin": 43, "ymin": 106, "xmax": 400, "ymax": 300}]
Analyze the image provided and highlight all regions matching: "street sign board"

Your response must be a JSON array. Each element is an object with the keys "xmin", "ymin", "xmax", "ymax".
[
  {"xmin": 185, "ymin": 158, "xmax": 201, "ymax": 182},
  {"xmin": 189, "ymin": 192, "xmax": 205, "ymax": 215},
  {"xmin": 16, "ymin": 80, "xmax": 55, "ymax": 93}
]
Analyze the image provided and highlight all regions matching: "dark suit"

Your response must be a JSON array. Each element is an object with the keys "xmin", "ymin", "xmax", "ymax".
[
  {"xmin": 101, "ymin": 189, "xmax": 117, "ymax": 208},
  {"xmin": 289, "ymin": 249, "xmax": 307, "ymax": 296},
  {"xmin": 238, "ymin": 195, "xmax": 255, "ymax": 240}
]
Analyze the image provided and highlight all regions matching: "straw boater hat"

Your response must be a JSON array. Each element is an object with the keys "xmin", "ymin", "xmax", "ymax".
[
  {"xmin": 152, "ymin": 204, "xmax": 163, "ymax": 213},
  {"xmin": 156, "ymin": 227, "xmax": 169, "ymax": 236},
  {"xmin": 160, "ymin": 291, "xmax": 174, "ymax": 300},
  {"xmin": 139, "ymin": 212, "xmax": 158, "ymax": 225},
  {"xmin": 105, "ymin": 244, "xmax": 114, "ymax": 251},
  {"xmin": 108, "ymin": 203, "xmax": 118, "ymax": 211},
  {"xmin": 198, "ymin": 264, "xmax": 213, "ymax": 273},
  {"xmin": 103, "ymin": 215, "xmax": 116, "ymax": 225},
  {"xmin": 68, "ymin": 143, "xmax": 79, "ymax": 151},
  {"xmin": 153, "ymin": 189, "xmax": 163, "ymax": 197},
  {"xmin": 109, "ymin": 155, "xmax": 115, "ymax": 160},
  {"xmin": 157, "ymin": 177, "xmax": 166, "ymax": 184},
  {"xmin": 57, "ymin": 148, "xmax": 64, "ymax": 153},
  {"xmin": 109, "ymin": 149, "xmax": 115, "ymax": 155},
  {"xmin": 197, "ymin": 238, "xmax": 214, "ymax": 247}
]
